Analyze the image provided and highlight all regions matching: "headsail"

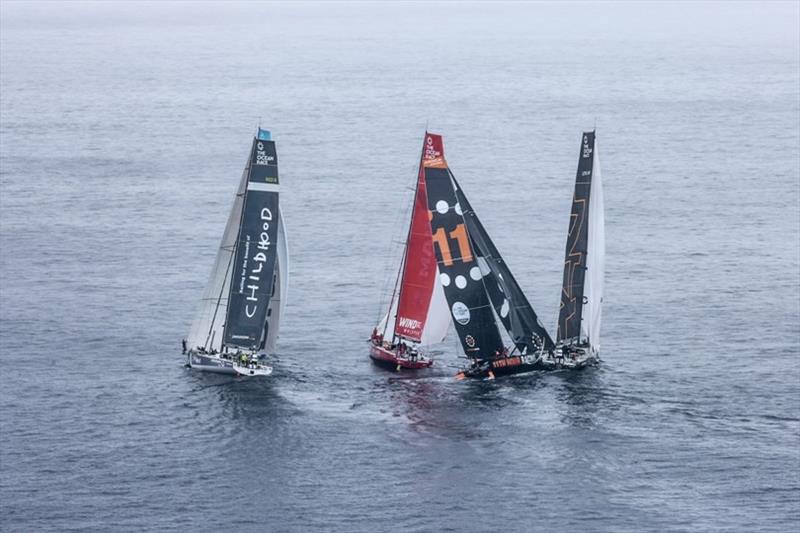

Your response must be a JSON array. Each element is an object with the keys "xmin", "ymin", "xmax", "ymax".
[
  {"xmin": 583, "ymin": 137, "xmax": 604, "ymax": 352},
  {"xmin": 262, "ymin": 206, "xmax": 289, "ymax": 354},
  {"xmin": 423, "ymin": 133, "xmax": 504, "ymax": 360},
  {"xmin": 450, "ymin": 173, "xmax": 555, "ymax": 353},
  {"xmin": 186, "ymin": 151, "xmax": 251, "ymax": 353},
  {"xmin": 223, "ymin": 132, "xmax": 281, "ymax": 350},
  {"xmin": 558, "ymin": 131, "xmax": 604, "ymax": 352}
]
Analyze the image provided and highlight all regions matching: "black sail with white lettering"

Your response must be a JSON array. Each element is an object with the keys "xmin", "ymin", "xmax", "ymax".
[
  {"xmin": 424, "ymin": 158, "xmax": 504, "ymax": 358},
  {"xmin": 451, "ymin": 172, "xmax": 555, "ymax": 353},
  {"xmin": 558, "ymin": 131, "xmax": 595, "ymax": 343},
  {"xmin": 223, "ymin": 138, "xmax": 280, "ymax": 349}
]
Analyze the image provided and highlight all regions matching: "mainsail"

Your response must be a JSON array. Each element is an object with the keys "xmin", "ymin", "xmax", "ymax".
[
  {"xmin": 224, "ymin": 135, "xmax": 281, "ymax": 349},
  {"xmin": 558, "ymin": 131, "xmax": 604, "ymax": 352},
  {"xmin": 450, "ymin": 173, "xmax": 555, "ymax": 353},
  {"xmin": 186, "ymin": 129, "xmax": 286, "ymax": 354},
  {"xmin": 423, "ymin": 133, "xmax": 504, "ymax": 360}
]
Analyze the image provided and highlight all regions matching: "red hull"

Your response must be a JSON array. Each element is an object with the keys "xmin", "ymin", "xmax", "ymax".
[{"xmin": 369, "ymin": 344, "xmax": 433, "ymax": 370}]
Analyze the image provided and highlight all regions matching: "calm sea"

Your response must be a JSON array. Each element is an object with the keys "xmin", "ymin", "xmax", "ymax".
[{"xmin": 1, "ymin": 2, "xmax": 798, "ymax": 531}]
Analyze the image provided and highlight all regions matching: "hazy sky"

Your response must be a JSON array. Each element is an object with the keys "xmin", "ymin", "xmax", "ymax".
[{"xmin": 1, "ymin": 0, "xmax": 799, "ymax": 48}]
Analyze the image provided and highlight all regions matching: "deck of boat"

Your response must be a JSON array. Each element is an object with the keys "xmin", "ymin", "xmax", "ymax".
[{"xmin": 369, "ymin": 343, "xmax": 433, "ymax": 370}]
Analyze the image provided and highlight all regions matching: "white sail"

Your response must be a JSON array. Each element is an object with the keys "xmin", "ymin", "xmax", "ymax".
[
  {"xmin": 581, "ymin": 141, "xmax": 605, "ymax": 353},
  {"xmin": 186, "ymin": 164, "xmax": 249, "ymax": 353},
  {"xmin": 418, "ymin": 265, "xmax": 450, "ymax": 346},
  {"xmin": 263, "ymin": 207, "xmax": 289, "ymax": 354},
  {"xmin": 376, "ymin": 265, "xmax": 450, "ymax": 348}
]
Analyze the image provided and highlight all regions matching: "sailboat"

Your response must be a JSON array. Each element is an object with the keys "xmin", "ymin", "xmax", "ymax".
[
  {"xmin": 553, "ymin": 130, "xmax": 604, "ymax": 366},
  {"xmin": 183, "ymin": 128, "xmax": 289, "ymax": 377},
  {"xmin": 369, "ymin": 134, "xmax": 450, "ymax": 370},
  {"xmin": 410, "ymin": 132, "xmax": 553, "ymax": 379}
]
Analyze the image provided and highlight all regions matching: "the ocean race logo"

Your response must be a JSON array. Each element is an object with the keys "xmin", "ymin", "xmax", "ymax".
[
  {"xmin": 582, "ymin": 135, "xmax": 593, "ymax": 159},
  {"xmin": 423, "ymin": 135, "xmax": 445, "ymax": 168},
  {"xmin": 255, "ymin": 141, "xmax": 275, "ymax": 166}
]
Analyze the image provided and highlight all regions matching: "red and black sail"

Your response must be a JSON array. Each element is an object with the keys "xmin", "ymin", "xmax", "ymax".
[{"xmin": 393, "ymin": 154, "xmax": 438, "ymax": 342}]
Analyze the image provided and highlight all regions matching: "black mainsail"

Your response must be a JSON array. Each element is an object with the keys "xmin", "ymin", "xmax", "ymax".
[
  {"xmin": 558, "ymin": 130, "xmax": 596, "ymax": 345},
  {"xmin": 423, "ymin": 133, "xmax": 504, "ymax": 361},
  {"xmin": 450, "ymin": 172, "xmax": 555, "ymax": 354},
  {"xmin": 223, "ymin": 136, "xmax": 281, "ymax": 350}
]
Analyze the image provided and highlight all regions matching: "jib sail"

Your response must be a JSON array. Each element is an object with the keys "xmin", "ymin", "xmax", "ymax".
[
  {"xmin": 450, "ymin": 173, "xmax": 555, "ymax": 353},
  {"xmin": 186, "ymin": 158, "xmax": 250, "ymax": 353}
]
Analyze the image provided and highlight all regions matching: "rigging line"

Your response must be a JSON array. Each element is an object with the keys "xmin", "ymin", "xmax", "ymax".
[
  {"xmin": 375, "ymin": 191, "xmax": 412, "ymax": 323},
  {"xmin": 374, "ymin": 164, "xmax": 417, "ymax": 324}
]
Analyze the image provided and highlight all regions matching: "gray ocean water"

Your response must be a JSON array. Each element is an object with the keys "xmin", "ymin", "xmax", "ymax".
[{"xmin": 1, "ymin": 2, "xmax": 799, "ymax": 532}]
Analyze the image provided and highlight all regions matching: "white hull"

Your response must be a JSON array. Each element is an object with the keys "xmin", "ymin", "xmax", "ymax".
[
  {"xmin": 544, "ymin": 345, "xmax": 599, "ymax": 370},
  {"xmin": 187, "ymin": 352, "xmax": 272, "ymax": 377}
]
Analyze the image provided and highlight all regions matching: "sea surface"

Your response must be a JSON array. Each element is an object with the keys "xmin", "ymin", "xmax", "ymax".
[{"xmin": 1, "ymin": 2, "xmax": 798, "ymax": 532}]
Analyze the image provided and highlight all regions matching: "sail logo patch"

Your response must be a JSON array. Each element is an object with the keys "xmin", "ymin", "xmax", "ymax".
[
  {"xmin": 465, "ymin": 335, "xmax": 476, "ymax": 348},
  {"xmin": 582, "ymin": 136, "xmax": 593, "ymax": 159},
  {"xmin": 398, "ymin": 317, "xmax": 421, "ymax": 331},
  {"xmin": 423, "ymin": 134, "xmax": 446, "ymax": 168},
  {"xmin": 255, "ymin": 143, "xmax": 275, "ymax": 166},
  {"xmin": 452, "ymin": 301, "xmax": 470, "ymax": 325}
]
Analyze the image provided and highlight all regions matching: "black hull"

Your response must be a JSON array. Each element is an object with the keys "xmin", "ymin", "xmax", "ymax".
[{"xmin": 459, "ymin": 355, "xmax": 597, "ymax": 380}]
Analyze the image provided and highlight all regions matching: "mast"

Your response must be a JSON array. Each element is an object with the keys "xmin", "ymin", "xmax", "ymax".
[{"xmin": 558, "ymin": 130, "xmax": 596, "ymax": 346}]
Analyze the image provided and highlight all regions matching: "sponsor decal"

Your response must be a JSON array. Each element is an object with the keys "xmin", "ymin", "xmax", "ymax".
[
  {"xmin": 422, "ymin": 134, "xmax": 446, "ymax": 168},
  {"xmin": 239, "ymin": 207, "xmax": 273, "ymax": 318},
  {"xmin": 255, "ymin": 143, "xmax": 275, "ymax": 166},
  {"xmin": 452, "ymin": 301, "xmax": 470, "ymax": 325},
  {"xmin": 582, "ymin": 135, "xmax": 593, "ymax": 159},
  {"xmin": 492, "ymin": 356, "xmax": 522, "ymax": 369},
  {"xmin": 465, "ymin": 335, "xmax": 476, "ymax": 348},
  {"xmin": 398, "ymin": 316, "xmax": 422, "ymax": 331}
]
